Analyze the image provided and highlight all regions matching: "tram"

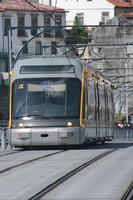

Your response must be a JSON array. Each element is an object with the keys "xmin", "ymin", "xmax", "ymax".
[{"xmin": 9, "ymin": 55, "xmax": 114, "ymax": 148}]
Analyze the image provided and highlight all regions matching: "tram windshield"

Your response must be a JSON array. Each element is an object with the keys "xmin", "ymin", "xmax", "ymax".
[{"xmin": 12, "ymin": 78, "xmax": 81, "ymax": 119}]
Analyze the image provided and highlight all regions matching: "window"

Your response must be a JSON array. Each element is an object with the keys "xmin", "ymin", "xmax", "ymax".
[
  {"xmin": 4, "ymin": 18, "xmax": 11, "ymax": 36},
  {"xmin": 55, "ymin": 15, "xmax": 63, "ymax": 37},
  {"xmin": 18, "ymin": 14, "xmax": 26, "ymax": 36},
  {"xmin": 31, "ymin": 14, "xmax": 38, "ymax": 36},
  {"xmin": 35, "ymin": 41, "xmax": 42, "ymax": 55},
  {"xmin": 101, "ymin": 12, "xmax": 109, "ymax": 24},
  {"xmin": 104, "ymin": 87, "xmax": 109, "ymax": 121},
  {"xmin": 44, "ymin": 14, "xmax": 51, "ymax": 37},
  {"xmin": 76, "ymin": 13, "xmax": 84, "ymax": 25},
  {"xmin": 12, "ymin": 78, "xmax": 81, "ymax": 119},
  {"xmin": 85, "ymin": 79, "xmax": 96, "ymax": 121},
  {"xmin": 22, "ymin": 41, "xmax": 28, "ymax": 54},
  {"xmin": 99, "ymin": 85, "xmax": 106, "ymax": 121},
  {"xmin": 20, "ymin": 65, "xmax": 74, "ymax": 74},
  {"xmin": 51, "ymin": 41, "xmax": 57, "ymax": 54}
]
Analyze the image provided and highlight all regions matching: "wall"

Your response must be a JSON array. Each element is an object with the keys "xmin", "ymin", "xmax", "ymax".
[
  {"xmin": 0, "ymin": 10, "xmax": 66, "ymax": 58},
  {"xmin": 51, "ymin": 0, "xmax": 114, "ymax": 25},
  {"xmin": 115, "ymin": 6, "xmax": 133, "ymax": 16}
]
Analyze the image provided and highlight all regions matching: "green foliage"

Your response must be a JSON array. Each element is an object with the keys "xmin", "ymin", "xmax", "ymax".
[
  {"xmin": 114, "ymin": 113, "xmax": 124, "ymax": 121},
  {"xmin": 0, "ymin": 52, "xmax": 8, "ymax": 59},
  {"xmin": 69, "ymin": 16, "xmax": 88, "ymax": 43}
]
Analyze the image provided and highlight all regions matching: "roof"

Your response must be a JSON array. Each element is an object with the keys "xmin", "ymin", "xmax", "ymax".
[
  {"xmin": 0, "ymin": 0, "xmax": 65, "ymax": 12},
  {"xmin": 107, "ymin": 0, "xmax": 133, "ymax": 7},
  {"xmin": 120, "ymin": 12, "xmax": 133, "ymax": 17}
]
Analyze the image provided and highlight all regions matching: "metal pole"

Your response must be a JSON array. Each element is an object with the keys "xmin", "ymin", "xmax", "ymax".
[
  {"xmin": 7, "ymin": 27, "xmax": 12, "ymax": 149},
  {"xmin": 126, "ymin": 52, "xmax": 129, "ymax": 123},
  {"xmin": 8, "ymin": 27, "xmax": 12, "ymax": 72},
  {"xmin": 0, "ymin": 26, "xmax": 12, "ymax": 150}
]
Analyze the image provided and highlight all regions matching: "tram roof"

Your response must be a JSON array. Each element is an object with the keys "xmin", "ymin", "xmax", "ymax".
[
  {"xmin": 12, "ymin": 55, "xmax": 114, "ymax": 89},
  {"xmin": 12, "ymin": 55, "xmax": 84, "ymax": 80},
  {"xmin": 13, "ymin": 55, "xmax": 86, "ymax": 71}
]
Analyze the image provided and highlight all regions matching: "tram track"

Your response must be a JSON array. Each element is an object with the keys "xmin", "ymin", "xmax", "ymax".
[
  {"xmin": 0, "ymin": 143, "xmax": 132, "ymax": 200},
  {"xmin": 121, "ymin": 180, "xmax": 133, "ymax": 200},
  {"xmin": 0, "ymin": 149, "xmax": 22, "ymax": 157},
  {"xmin": 0, "ymin": 149, "xmax": 66, "ymax": 174},
  {"xmin": 29, "ymin": 144, "xmax": 132, "ymax": 200}
]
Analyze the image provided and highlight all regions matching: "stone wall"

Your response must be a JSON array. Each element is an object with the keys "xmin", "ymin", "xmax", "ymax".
[
  {"xmin": 115, "ymin": 6, "xmax": 133, "ymax": 16},
  {"xmin": 88, "ymin": 15, "xmax": 133, "ymax": 115}
]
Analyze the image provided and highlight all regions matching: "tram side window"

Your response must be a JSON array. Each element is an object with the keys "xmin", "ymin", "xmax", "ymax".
[
  {"xmin": 99, "ymin": 85, "xmax": 105, "ymax": 121},
  {"xmin": 95, "ymin": 83, "xmax": 99, "ymax": 121},
  {"xmin": 87, "ymin": 80, "xmax": 95, "ymax": 121},
  {"xmin": 104, "ymin": 87, "xmax": 109, "ymax": 122},
  {"xmin": 84, "ymin": 79, "xmax": 88, "ymax": 119},
  {"xmin": 111, "ymin": 91, "xmax": 114, "ymax": 121},
  {"xmin": 108, "ymin": 90, "xmax": 114, "ymax": 122}
]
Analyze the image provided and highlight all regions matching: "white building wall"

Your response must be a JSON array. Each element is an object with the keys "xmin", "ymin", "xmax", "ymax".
[
  {"xmin": 32, "ymin": 0, "xmax": 51, "ymax": 5},
  {"xmin": 0, "ymin": 10, "xmax": 66, "ymax": 56},
  {"xmin": 36, "ymin": 0, "xmax": 114, "ymax": 25}
]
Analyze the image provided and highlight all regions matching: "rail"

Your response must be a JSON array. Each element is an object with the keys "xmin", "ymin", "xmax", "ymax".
[
  {"xmin": 0, "ymin": 150, "xmax": 65, "ymax": 174},
  {"xmin": 28, "ymin": 145, "xmax": 131, "ymax": 200},
  {"xmin": 121, "ymin": 181, "xmax": 133, "ymax": 200}
]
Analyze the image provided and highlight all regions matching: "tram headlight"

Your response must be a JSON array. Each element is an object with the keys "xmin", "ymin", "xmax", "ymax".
[
  {"xmin": 67, "ymin": 121, "xmax": 73, "ymax": 127},
  {"xmin": 18, "ymin": 122, "xmax": 25, "ymax": 128}
]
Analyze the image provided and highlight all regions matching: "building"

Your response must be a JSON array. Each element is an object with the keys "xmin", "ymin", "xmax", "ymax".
[
  {"xmin": 107, "ymin": 0, "xmax": 133, "ymax": 18},
  {"xmin": 0, "ymin": 0, "xmax": 65, "ymax": 125},
  {"xmin": 87, "ymin": 14, "xmax": 133, "ymax": 116},
  {"xmin": 0, "ymin": 0, "xmax": 66, "ymax": 71},
  {"xmin": 33, "ymin": 0, "xmax": 114, "ymax": 25},
  {"xmin": 32, "ymin": 0, "xmax": 51, "ymax": 5}
]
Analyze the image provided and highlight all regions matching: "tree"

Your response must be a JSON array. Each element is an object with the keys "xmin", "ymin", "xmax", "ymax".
[{"xmin": 69, "ymin": 16, "xmax": 88, "ymax": 43}]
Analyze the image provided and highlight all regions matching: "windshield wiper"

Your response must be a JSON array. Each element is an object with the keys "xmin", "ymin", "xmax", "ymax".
[
  {"xmin": 27, "ymin": 114, "xmax": 51, "ymax": 119},
  {"xmin": 15, "ymin": 115, "xmax": 52, "ymax": 119},
  {"xmin": 15, "ymin": 115, "xmax": 27, "ymax": 119}
]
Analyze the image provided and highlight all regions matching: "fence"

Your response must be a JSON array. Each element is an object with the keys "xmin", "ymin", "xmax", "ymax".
[
  {"xmin": 114, "ymin": 127, "xmax": 133, "ymax": 142},
  {"xmin": 0, "ymin": 121, "xmax": 9, "ymax": 150},
  {"xmin": 0, "ymin": 128, "xmax": 6, "ymax": 149}
]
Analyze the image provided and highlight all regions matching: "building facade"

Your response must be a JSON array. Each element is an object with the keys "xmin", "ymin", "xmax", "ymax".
[
  {"xmin": 0, "ymin": 0, "xmax": 65, "ymax": 69},
  {"xmin": 33, "ymin": 0, "xmax": 114, "ymax": 25},
  {"xmin": 32, "ymin": 0, "xmax": 51, "ymax": 5},
  {"xmin": 0, "ymin": 0, "xmax": 65, "ymax": 124},
  {"xmin": 107, "ymin": 0, "xmax": 133, "ymax": 18}
]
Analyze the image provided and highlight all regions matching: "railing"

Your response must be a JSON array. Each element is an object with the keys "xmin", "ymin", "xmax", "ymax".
[
  {"xmin": 0, "ymin": 127, "xmax": 6, "ymax": 150},
  {"xmin": 114, "ymin": 126, "xmax": 133, "ymax": 141},
  {"xmin": 0, "ymin": 120, "xmax": 9, "ymax": 150}
]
